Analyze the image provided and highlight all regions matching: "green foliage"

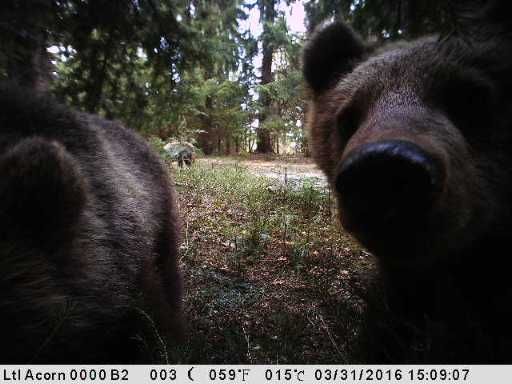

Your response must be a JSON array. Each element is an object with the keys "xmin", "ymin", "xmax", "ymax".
[
  {"xmin": 51, "ymin": 0, "xmax": 193, "ymax": 113},
  {"xmin": 46, "ymin": 0, "xmax": 256, "ymax": 153},
  {"xmin": 263, "ymin": 16, "xmax": 290, "ymax": 50},
  {"xmin": 1, "ymin": 0, "xmax": 454, "ymax": 156},
  {"xmin": 304, "ymin": 0, "xmax": 450, "ymax": 40},
  {"xmin": 147, "ymin": 136, "xmax": 173, "ymax": 163},
  {"xmin": 256, "ymin": 25, "xmax": 306, "ymax": 154}
]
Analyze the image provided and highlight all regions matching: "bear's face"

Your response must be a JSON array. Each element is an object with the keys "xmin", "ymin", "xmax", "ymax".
[{"xmin": 304, "ymin": 22, "xmax": 512, "ymax": 268}]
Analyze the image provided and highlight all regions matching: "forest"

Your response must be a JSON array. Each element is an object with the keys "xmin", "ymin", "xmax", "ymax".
[
  {"xmin": 3, "ymin": 0, "xmax": 504, "ymax": 365},
  {"xmin": 1, "ymin": 0, "xmax": 450, "ymax": 156}
]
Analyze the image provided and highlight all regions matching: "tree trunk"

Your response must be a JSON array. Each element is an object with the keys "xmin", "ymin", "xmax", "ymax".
[
  {"xmin": 1, "ymin": 0, "xmax": 53, "ymax": 91},
  {"xmin": 226, "ymin": 136, "xmax": 232, "ymax": 155},
  {"xmin": 197, "ymin": 95, "xmax": 215, "ymax": 155},
  {"xmin": 256, "ymin": 0, "xmax": 275, "ymax": 153},
  {"xmin": 402, "ymin": 0, "xmax": 425, "ymax": 39},
  {"xmin": 197, "ymin": 130, "xmax": 215, "ymax": 155}
]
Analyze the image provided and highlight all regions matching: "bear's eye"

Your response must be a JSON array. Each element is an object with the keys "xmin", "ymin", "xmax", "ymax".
[
  {"xmin": 337, "ymin": 105, "xmax": 362, "ymax": 144},
  {"xmin": 434, "ymin": 72, "xmax": 495, "ymax": 143}
]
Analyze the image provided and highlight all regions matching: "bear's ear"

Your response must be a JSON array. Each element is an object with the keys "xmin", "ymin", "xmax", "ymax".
[
  {"xmin": 303, "ymin": 21, "xmax": 366, "ymax": 93},
  {"xmin": 0, "ymin": 137, "xmax": 86, "ymax": 247}
]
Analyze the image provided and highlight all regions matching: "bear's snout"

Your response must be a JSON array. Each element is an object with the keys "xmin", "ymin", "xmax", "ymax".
[{"xmin": 335, "ymin": 140, "xmax": 444, "ymax": 235}]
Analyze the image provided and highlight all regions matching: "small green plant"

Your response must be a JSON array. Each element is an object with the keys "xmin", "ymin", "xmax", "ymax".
[
  {"xmin": 290, "ymin": 241, "xmax": 309, "ymax": 272},
  {"xmin": 290, "ymin": 179, "xmax": 326, "ymax": 217},
  {"xmin": 148, "ymin": 136, "xmax": 173, "ymax": 163}
]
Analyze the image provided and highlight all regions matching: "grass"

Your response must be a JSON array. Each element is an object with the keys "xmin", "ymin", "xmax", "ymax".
[{"xmin": 168, "ymin": 159, "xmax": 376, "ymax": 363}]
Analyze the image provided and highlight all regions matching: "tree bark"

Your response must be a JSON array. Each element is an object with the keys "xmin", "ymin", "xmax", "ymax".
[
  {"xmin": 197, "ymin": 94, "xmax": 216, "ymax": 155},
  {"xmin": 402, "ymin": 0, "xmax": 425, "ymax": 39},
  {"xmin": 256, "ymin": 0, "xmax": 275, "ymax": 153},
  {"xmin": 1, "ymin": 0, "xmax": 53, "ymax": 91}
]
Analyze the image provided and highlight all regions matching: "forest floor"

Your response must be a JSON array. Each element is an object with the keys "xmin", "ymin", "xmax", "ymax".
[
  {"xmin": 197, "ymin": 156, "xmax": 328, "ymax": 189},
  {"xmin": 168, "ymin": 156, "xmax": 376, "ymax": 363}
]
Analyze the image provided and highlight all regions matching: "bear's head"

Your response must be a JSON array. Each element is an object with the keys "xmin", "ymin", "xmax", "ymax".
[{"xmin": 303, "ymin": 4, "xmax": 512, "ymax": 269}]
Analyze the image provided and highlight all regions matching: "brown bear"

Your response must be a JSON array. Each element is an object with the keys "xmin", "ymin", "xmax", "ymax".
[
  {"xmin": 0, "ymin": 83, "xmax": 182, "ymax": 363},
  {"xmin": 303, "ymin": 1, "xmax": 512, "ymax": 362}
]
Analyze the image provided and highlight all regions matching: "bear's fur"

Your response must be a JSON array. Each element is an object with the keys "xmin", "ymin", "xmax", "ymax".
[
  {"xmin": 0, "ymin": 83, "xmax": 182, "ymax": 363},
  {"xmin": 303, "ymin": 1, "xmax": 512, "ymax": 362}
]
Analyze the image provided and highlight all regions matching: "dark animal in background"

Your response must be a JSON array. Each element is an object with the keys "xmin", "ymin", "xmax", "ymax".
[
  {"xmin": 0, "ymin": 83, "xmax": 182, "ymax": 363},
  {"xmin": 303, "ymin": 1, "xmax": 512, "ymax": 362},
  {"xmin": 177, "ymin": 149, "xmax": 194, "ymax": 168},
  {"xmin": 164, "ymin": 142, "xmax": 196, "ymax": 168}
]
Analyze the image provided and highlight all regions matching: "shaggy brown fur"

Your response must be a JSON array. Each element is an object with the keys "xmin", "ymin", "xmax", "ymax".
[
  {"xmin": 0, "ymin": 83, "xmax": 182, "ymax": 363},
  {"xmin": 303, "ymin": 1, "xmax": 512, "ymax": 362}
]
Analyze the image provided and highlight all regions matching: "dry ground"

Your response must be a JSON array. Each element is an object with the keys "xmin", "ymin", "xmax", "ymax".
[{"xmin": 198, "ymin": 156, "xmax": 327, "ymax": 188}]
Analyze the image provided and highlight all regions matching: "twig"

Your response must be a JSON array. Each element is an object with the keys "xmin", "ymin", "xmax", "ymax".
[
  {"xmin": 242, "ymin": 324, "xmax": 253, "ymax": 363},
  {"xmin": 307, "ymin": 310, "xmax": 347, "ymax": 363},
  {"xmin": 135, "ymin": 308, "xmax": 169, "ymax": 364}
]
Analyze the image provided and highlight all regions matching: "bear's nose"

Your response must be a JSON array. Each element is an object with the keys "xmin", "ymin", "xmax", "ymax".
[{"xmin": 335, "ymin": 140, "xmax": 444, "ymax": 232}]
